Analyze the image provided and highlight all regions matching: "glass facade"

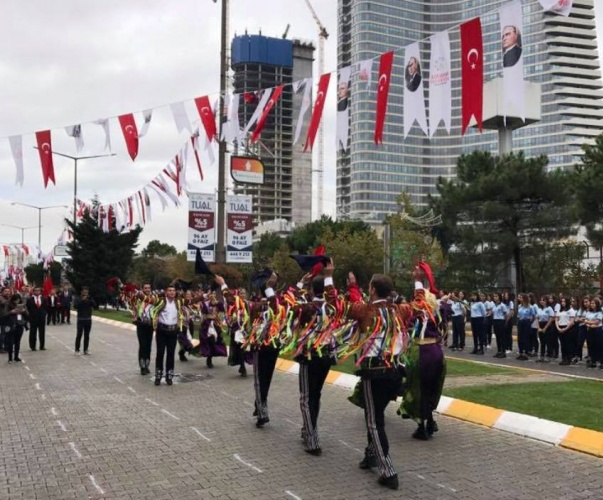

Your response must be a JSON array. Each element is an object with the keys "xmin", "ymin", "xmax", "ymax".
[{"xmin": 337, "ymin": 0, "xmax": 603, "ymax": 222}]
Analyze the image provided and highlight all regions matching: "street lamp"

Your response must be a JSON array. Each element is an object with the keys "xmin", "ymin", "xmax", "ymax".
[
  {"xmin": 0, "ymin": 224, "xmax": 38, "ymax": 244},
  {"xmin": 10, "ymin": 202, "xmax": 68, "ymax": 254}
]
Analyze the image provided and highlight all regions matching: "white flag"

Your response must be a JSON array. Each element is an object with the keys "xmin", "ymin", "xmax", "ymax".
[
  {"xmin": 147, "ymin": 184, "xmax": 168, "ymax": 212},
  {"xmin": 220, "ymin": 93, "xmax": 241, "ymax": 143},
  {"xmin": 500, "ymin": 0, "xmax": 525, "ymax": 122},
  {"xmin": 538, "ymin": 0, "xmax": 572, "ymax": 16},
  {"xmin": 138, "ymin": 109, "xmax": 153, "ymax": 138},
  {"xmin": 143, "ymin": 188, "xmax": 152, "ymax": 223},
  {"xmin": 428, "ymin": 31, "xmax": 452, "ymax": 136},
  {"xmin": 403, "ymin": 43, "xmax": 428, "ymax": 137},
  {"xmin": 65, "ymin": 124, "xmax": 84, "ymax": 152},
  {"xmin": 357, "ymin": 58, "xmax": 374, "ymax": 88},
  {"xmin": 170, "ymin": 101, "xmax": 192, "ymax": 134},
  {"xmin": 336, "ymin": 66, "xmax": 352, "ymax": 151},
  {"xmin": 293, "ymin": 78, "xmax": 312, "ymax": 145},
  {"xmin": 243, "ymin": 89, "xmax": 272, "ymax": 135},
  {"xmin": 94, "ymin": 118, "xmax": 112, "ymax": 152},
  {"xmin": 9, "ymin": 136, "xmax": 24, "ymax": 186}
]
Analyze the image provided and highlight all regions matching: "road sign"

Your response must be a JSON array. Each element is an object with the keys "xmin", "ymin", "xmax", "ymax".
[{"xmin": 53, "ymin": 245, "xmax": 69, "ymax": 257}]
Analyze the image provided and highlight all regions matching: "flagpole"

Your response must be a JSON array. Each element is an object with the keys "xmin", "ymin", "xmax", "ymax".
[{"xmin": 216, "ymin": 0, "xmax": 229, "ymax": 264}]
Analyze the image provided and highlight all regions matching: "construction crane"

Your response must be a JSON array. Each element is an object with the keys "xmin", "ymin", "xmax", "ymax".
[{"xmin": 303, "ymin": 0, "xmax": 328, "ymax": 219}]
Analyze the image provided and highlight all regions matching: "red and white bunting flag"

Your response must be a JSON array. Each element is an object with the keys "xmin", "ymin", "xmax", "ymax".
[
  {"xmin": 143, "ymin": 188, "xmax": 152, "ymax": 223},
  {"xmin": 35, "ymin": 130, "xmax": 56, "ymax": 188},
  {"xmin": 9, "ymin": 135, "xmax": 24, "ymax": 186},
  {"xmin": 304, "ymin": 73, "xmax": 331, "ymax": 152},
  {"xmin": 194, "ymin": 95, "xmax": 217, "ymax": 142},
  {"xmin": 460, "ymin": 17, "xmax": 484, "ymax": 134},
  {"xmin": 293, "ymin": 78, "xmax": 312, "ymax": 145},
  {"xmin": 2, "ymin": 246, "xmax": 9, "ymax": 257},
  {"xmin": 152, "ymin": 174, "xmax": 180, "ymax": 206},
  {"xmin": 127, "ymin": 197, "xmax": 134, "ymax": 227},
  {"xmin": 170, "ymin": 102, "xmax": 192, "ymax": 134},
  {"xmin": 118, "ymin": 114, "xmax": 139, "ymax": 161},
  {"xmin": 22, "ymin": 244, "xmax": 29, "ymax": 256},
  {"xmin": 220, "ymin": 93, "xmax": 241, "ymax": 143},
  {"xmin": 65, "ymin": 124, "xmax": 84, "ymax": 152},
  {"xmin": 191, "ymin": 133, "xmax": 204, "ymax": 181},
  {"xmin": 374, "ymin": 51, "xmax": 394, "ymax": 144},
  {"xmin": 147, "ymin": 184, "xmax": 168, "ymax": 212},
  {"xmin": 133, "ymin": 195, "xmax": 142, "ymax": 226},
  {"xmin": 243, "ymin": 89, "xmax": 272, "ymax": 135},
  {"xmin": 138, "ymin": 109, "xmax": 153, "ymax": 138},
  {"xmin": 93, "ymin": 118, "xmax": 112, "ymax": 152},
  {"xmin": 357, "ymin": 58, "xmax": 374, "ymax": 88},
  {"xmin": 251, "ymin": 85, "xmax": 284, "ymax": 143},
  {"xmin": 428, "ymin": 31, "xmax": 452, "ymax": 136},
  {"xmin": 538, "ymin": 0, "xmax": 572, "ymax": 16}
]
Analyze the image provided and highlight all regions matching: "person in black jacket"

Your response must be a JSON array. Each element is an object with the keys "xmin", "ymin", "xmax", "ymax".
[
  {"xmin": 5, "ymin": 294, "xmax": 27, "ymax": 363},
  {"xmin": 60, "ymin": 285, "xmax": 73, "ymax": 324},
  {"xmin": 74, "ymin": 288, "xmax": 96, "ymax": 355},
  {"xmin": 26, "ymin": 287, "xmax": 47, "ymax": 351}
]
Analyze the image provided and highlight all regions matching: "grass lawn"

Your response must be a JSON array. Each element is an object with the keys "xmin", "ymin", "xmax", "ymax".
[
  {"xmin": 93, "ymin": 309, "xmax": 133, "ymax": 324},
  {"xmin": 444, "ymin": 380, "xmax": 603, "ymax": 432}
]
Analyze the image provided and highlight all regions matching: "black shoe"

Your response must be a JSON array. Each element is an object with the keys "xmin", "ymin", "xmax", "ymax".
[
  {"xmin": 256, "ymin": 417, "xmax": 269, "ymax": 428},
  {"xmin": 240, "ymin": 367, "xmax": 247, "ymax": 378},
  {"xmin": 179, "ymin": 351, "xmax": 188, "ymax": 362},
  {"xmin": 412, "ymin": 425, "xmax": 430, "ymax": 441},
  {"xmin": 305, "ymin": 448, "xmax": 322, "ymax": 456},
  {"xmin": 426, "ymin": 419, "xmax": 439, "ymax": 436},
  {"xmin": 14, "ymin": 357, "xmax": 22, "ymax": 362},
  {"xmin": 166, "ymin": 378, "xmax": 173, "ymax": 386},
  {"xmin": 206, "ymin": 358, "xmax": 214, "ymax": 368},
  {"xmin": 359, "ymin": 456, "xmax": 377, "ymax": 470},
  {"xmin": 252, "ymin": 408, "xmax": 258, "ymax": 417},
  {"xmin": 154, "ymin": 378, "xmax": 161, "ymax": 386},
  {"xmin": 40, "ymin": 348, "xmax": 46, "ymax": 351},
  {"xmin": 30, "ymin": 348, "xmax": 37, "ymax": 351},
  {"xmin": 141, "ymin": 367, "xmax": 146, "ymax": 375},
  {"xmin": 470, "ymin": 349, "xmax": 478, "ymax": 354},
  {"xmin": 377, "ymin": 474, "xmax": 399, "ymax": 490}
]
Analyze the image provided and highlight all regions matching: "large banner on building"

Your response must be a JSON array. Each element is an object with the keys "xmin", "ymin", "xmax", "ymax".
[
  {"xmin": 187, "ymin": 193, "xmax": 215, "ymax": 262},
  {"xmin": 226, "ymin": 195, "xmax": 253, "ymax": 264}
]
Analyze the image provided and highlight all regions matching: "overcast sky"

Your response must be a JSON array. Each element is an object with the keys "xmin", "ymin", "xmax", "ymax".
[{"xmin": 0, "ymin": 0, "xmax": 601, "ymax": 260}]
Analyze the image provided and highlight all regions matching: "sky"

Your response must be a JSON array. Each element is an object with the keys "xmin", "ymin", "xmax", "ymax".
[{"xmin": 0, "ymin": 0, "xmax": 601, "ymax": 259}]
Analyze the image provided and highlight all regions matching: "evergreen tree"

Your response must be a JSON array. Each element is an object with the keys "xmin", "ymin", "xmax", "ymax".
[
  {"xmin": 64, "ymin": 207, "xmax": 142, "ymax": 301},
  {"xmin": 432, "ymin": 151, "xmax": 576, "ymax": 292}
]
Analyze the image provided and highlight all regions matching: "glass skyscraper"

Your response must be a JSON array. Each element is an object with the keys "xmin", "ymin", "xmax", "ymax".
[{"xmin": 337, "ymin": 0, "xmax": 603, "ymax": 222}]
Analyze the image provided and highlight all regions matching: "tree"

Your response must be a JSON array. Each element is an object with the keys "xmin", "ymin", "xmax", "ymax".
[
  {"xmin": 24, "ymin": 262, "xmax": 63, "ymax": 288},
  {"xmin": 64, "ymin": 208, "xmax": 142, "ymax": 301},
  {"xmin": 287, "ymin": 215, "xmax": 372, "ymax": 254},
  {"xmin": 432, "ymin": 151, "xmax": 577, "ymax": 292},
  {"xmin": 141, "ymin": 240, "xmax": 178, "ymax": 258}
]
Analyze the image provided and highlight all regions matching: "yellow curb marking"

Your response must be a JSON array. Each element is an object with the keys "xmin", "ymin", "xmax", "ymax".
[
  {"xmin": 444, "ymin": 399, "xmax": 504, "ymax": 428},
  {"xmin": 560, "ymin": 427, "xmax": 603, "ymax": 458}
]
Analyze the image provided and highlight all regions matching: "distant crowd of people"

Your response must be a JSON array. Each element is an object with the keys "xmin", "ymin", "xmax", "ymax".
[{"xmin": 442, "ymin": 291, "xmax": 602, "ymax": 368}]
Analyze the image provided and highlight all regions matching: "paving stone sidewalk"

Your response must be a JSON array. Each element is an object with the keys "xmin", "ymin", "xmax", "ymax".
[{"xmin": 0, "ymin": 321, "xmax": 601, "ymax": 500}]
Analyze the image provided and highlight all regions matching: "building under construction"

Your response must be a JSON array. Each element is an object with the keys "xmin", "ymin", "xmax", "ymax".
[{"xmin": 231, "ymin": 34, "xmax": 315, "ymax": 227}]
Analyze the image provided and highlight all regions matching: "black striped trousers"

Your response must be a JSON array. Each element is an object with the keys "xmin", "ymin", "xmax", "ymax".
[{"xmin": 298, "ymin": 356, "xmax": 332, "ymax": 451}]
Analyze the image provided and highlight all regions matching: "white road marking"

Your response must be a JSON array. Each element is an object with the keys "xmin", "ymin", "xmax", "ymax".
[
  {"xmin": 338, "ymin": 440, "xmax": 363, "ymax": 454},
  {"xmin": 57, "ymin": 420, "xmax": 67, "ymax": 432},
  {"xmin": 50, "ymin": 407, "xmax": 58, "ymax": 416},
  {"xmin": 29, "ymin": 373, "xmax": 36, "ymax": 380},
  {"xmin": 233, "ymin": 454, "xmax": 262, "ymax": 473},
  {"xmin": 190, "ymin": 427, "xmax": 211, "ymax": 442},
  {"xmin": 161, "ymin": 409, "xmax": 180, "ymax": 420},
  {"xmin": 284, "ymin": 418, "xmax": 298, "ymax": 427},
  {"xmin": 89, "ymin": 361, "xmax": 97, "ymax": 366},
  {"xmin": 89, "ymin": 474, "xmax": 105, "ymax": 495},
  {"xmin": 127, "ymin": 386, "xmax": 136, "ymax": 394},
  {"xmin": 437, "ymin": 483, "xmax": 457, "ymax": 493},
  {"xmin": 114, "ymin": 376, "xmax": 124, "ymax": 384},
  {"xmin": 145, "ymin": 398, "xmax": 159, "ymax": 406},
  {"xmin": 41, "ymin": 394, "xmax": 46, "ymax": 400},
  {"xmin": 100, "ymin": 368, "xmax": 107, "ymax": 373},
  {"xmin": 68, "ymin": 442, "xmax": 82, "ymax": 458},
  {"xmin": 417, "ymin": 474, "xmax": 425, "ymax": 480},
  {"xmin": 243, "ymin": 401, "xmax": 254, "ymax": 407},
  {"xmin": 24, "ymin": 365, "xmax": 30, "ymax": 371},
  {"xmin": 285, "ymin": 491, "xmax": 302, "ymax": 500},
  {"xmin": 35, "ymin": 383, "xmax": 41, "ymax": 390},
  {"xmin": 219, "ymin": 390, "xmax": 236, "ymax": 399}
]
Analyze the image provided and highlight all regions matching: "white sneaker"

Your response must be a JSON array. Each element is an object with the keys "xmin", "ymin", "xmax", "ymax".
[
  {"xmin": 505, "ymin": 350, "xmax": 511, "ymax": 354},
  {"xmin": 486, "ymin": 345, "xmax": 491, "ymax": 350}
]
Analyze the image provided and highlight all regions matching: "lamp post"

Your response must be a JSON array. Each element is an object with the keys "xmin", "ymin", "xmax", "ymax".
[
  {"xmin": 10, "ymin": 203, "xmax": 68, "ymax": 255},
  {"xmin": 32, "ymin": 149, "xmax": 115, "ymax": 232},
  {"xmin": 0, "ymin": 225, "xmax": 37, "ymax": 268}
]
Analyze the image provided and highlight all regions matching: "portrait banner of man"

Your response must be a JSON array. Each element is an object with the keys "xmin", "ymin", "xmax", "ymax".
[
  {"xmin": 336, "ymin": 65, "xmax": 351, "ymax": 152},
  {"xmin": 538, "ymin": 0, "xmax": 572, "ymax": 17},
  {"xmin": 499, "ymin": 0, "xmax": 526, "ymax": 122},
  {"xmin": 403, "ymin": 42, "xmax": 428, "ymax": 137}
]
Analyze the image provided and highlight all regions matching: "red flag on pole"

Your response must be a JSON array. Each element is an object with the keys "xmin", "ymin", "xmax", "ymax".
[
  {"xmin": 35, "ymin": 130, "xmax": 56, "ymax": 187},
  {"xmin": 304, "ymin": 73, "xmax": 331, "ymax": 152},
  {"xmin": 374, "ymin": 51, "xmax": 394, "ymax": 145},
  {"xmin": 251, "ymin": 84, "xmax": 285, "ymax": 143},
  {"xmin": 191, "ymin": 134, "xmax": 204, "ymax": 181},
  {"xmin": 460, "ymin": 18, "xmax": 484, "ymax": 135},
  {"xmin": 118, "ymin": 114, "xmax": 139, "ymax": 160},
  {"xmin": 194, "ymin": 95, "xmax": 217, "ymax": 142}
]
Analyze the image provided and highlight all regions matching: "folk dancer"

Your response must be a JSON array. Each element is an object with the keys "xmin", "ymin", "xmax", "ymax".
[{"xmin": 131, "ymin": 283, "xmax": 154, "ymax": 375}]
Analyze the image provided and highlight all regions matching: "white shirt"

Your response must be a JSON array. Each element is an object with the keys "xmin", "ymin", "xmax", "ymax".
[{"xmin": 158, "ymin": 300, "xmax": 178, "ymax": 325}]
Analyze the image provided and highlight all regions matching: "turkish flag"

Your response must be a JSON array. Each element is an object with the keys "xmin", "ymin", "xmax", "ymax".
[
  {"xmin": 35, "ymin": 130, "xmax": 56, "ymax": 188},
  {"xmin": 460, "ymin": 18, "xmax": 483, "ymax": 134},
  {"xmin": 118, "ymin": 114, "xmax": 139, "ymax": 161},
  {"xmin": 374, "ymin": 51, "xmax": 394, "ymax": 144},
  {"xmin": 243, "ymin": 91, "xmax": 257, "ymax": 104},
  {"xmin": 194, "ymin": 95, "xmax": 217, "ymax": 142},
  {"xmin": 311, "ymin": 244, "xmax": 326, "ymax": 277},
  {"xmin": 251, "ymin": 84, "xmax": 284, "ymax": 143},
  {"xmin": 304, "ymin": 73, "xmax": 331, "ymax": 152}
]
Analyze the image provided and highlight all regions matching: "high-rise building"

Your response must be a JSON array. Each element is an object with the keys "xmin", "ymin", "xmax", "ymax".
[
  {"xmin": 231, "ymin": 34, "xmax": 314, "ymax": 226},
  {"xmin": 337, "ymin": 0, "xmax": 603, "ymax": 222}
]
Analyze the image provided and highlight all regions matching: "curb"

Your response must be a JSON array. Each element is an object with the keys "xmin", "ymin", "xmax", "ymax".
[{"xmin": 92, "ymin": 314, "xmax": 603, "ymax": 459}]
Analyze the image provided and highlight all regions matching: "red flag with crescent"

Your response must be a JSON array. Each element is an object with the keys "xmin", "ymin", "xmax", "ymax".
[
  {"xmin": 194, "ymin": 95, "xmax": 217, "ymax": 143},
  {"xmin": 304, "ymin": 73, "xmax": 331, "ymax": 152},
  {"xmin": 460, "ymin": 18, "xmax": 483, "ymax": 135},
  {"xmin": 251, "ymin": 84, "xmax": 284, "ymax": 143},
  {"xmin": 118, "ymin": 114, "xmax": 139, "ymax": 161},
  {"xmin": 374, "ymin": 51, "xmax": 394, "ymax": 145},
  {"xmin": 35, "ymin": 130, "xmax": 56, "ymax": 188}
]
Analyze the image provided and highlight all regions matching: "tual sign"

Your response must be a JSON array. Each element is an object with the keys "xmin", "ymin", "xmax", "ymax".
[
  {"xmin": 226, "ymin": 195, "xmax": 253, "ymax": 264},
  {"xmin": 230, "ymin": 156, "xmax": 264, "ymax": 185},
  {"xmin": 187, "ymin": 193, "xmax": 216, "ymax": 262},
  {"xmin": 53, "ymin": 245, "xmax": 69, "ymax": 257}
]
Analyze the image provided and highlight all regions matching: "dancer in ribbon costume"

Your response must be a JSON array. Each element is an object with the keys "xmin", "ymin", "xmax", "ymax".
[
  {"xmin": 130, "ymin": 283, "xmax": 155, "ymax": 375},
  {"xmin": 198, "ymin": 290, "xmax": 228, "ymax": 368},
  {"xmin": 398, "ymin": 264, "xmax": 447, "ymax": 440},
  {"xmin": 226, "ymin": 288, "xmax": 253, "ymax": 377},
  {"xmin": 324, "ymin": 259, "xmax": 410, "ymax": 491}
]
